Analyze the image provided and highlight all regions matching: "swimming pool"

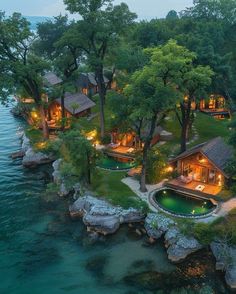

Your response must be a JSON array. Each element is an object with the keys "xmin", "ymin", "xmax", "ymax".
[
  {"xmin": 97, "ymin": 156, "xmax": 136, "ymax": 171},
  {"xmin": 152, "ymin": 188, "xmax": 217, "ymax": 217}
]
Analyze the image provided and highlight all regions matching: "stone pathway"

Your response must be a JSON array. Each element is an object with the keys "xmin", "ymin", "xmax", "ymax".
[
  {"xmin": 122, "ymin": 177, "xmax": 236, "ymax": 222},
  {"xmin": 122, "ymin": 177, "xmax": 166, "ymax": 212},
  {"xmin": 197, "ymin": 197, "xmax": 236, "ymax": 223}
]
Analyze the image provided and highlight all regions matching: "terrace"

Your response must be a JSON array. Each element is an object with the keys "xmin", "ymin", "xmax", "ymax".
[{"xmin": 166, "ymin": 178, "xmax": 222, "ymax": 199}]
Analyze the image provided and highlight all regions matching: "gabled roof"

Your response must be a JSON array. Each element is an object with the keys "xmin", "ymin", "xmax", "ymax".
[
  {"xmin": 170, "ymin": 137, "xmax": 234, "ymax": 177},
  {"xmin": 44, "ymin": 72, "xmax": 63, "ymax": 86},
  {"xmin": 81, "ymin": 73, "xmax": 109, "ymax": 86},
  {"xmin": 56, "ymin": 92, "xmax": 96, "ymax": 115}
]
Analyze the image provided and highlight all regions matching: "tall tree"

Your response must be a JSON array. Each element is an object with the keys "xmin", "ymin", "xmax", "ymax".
[
  {"xmin": 36, "ymin": 15, "xmax": 82, "ymax": 130},
  {"xmin": 112, "ymin": 41, "xmax": 193, "ymax": 192},
  {"xmin": 60, "ymin": 129, "xmax": 97, "ymax": 185},
  {"xmin": 0, "ymin": 12, "xmax": 50, "ymax": 138},
  {"xmin": 63, "ymin": 0, "xmax": 136, "ymax": 138},
  {"xmin": 176, "ymin": 65, "xmax": 213, "ymax": 153}
]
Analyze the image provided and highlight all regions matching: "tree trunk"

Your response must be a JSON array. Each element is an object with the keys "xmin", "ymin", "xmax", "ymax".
[
  {"xmin": 39, "ymin": 104, "xmax": 49, "ymax": 140},
  {"xmin": 96, "ymin": 66, "xmax": 106, "ymax": 138},
  {"xmin": 140, "ymin": 115, "xmax": 157, "ymax": 192},
  {"xmin": 86, "ymin": 151, "xmax": 91, "ymax": 185},
  {"xmin": 179, "ymin": 99, "xmax": 192, "ymax": 153},
  {"xmin": 61, "ymin": 89, "xmax": 65, "ymax": 131},
  {"xmin": 140, "ymin": 143, "xmax": 149, "ymax": 192},
  {"xmin": 180, "ymin": 123, "xmax": 188, "ymax": 153}
]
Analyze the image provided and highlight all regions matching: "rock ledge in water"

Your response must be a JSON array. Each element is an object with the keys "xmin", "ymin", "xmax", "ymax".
[
  {"xmin": 69, "ymin": 196, "xmax": 145, "ymax": 235},
  {"xmin": 22, "ymin": 147, "xmax": 54, "ymax": 167},
  {"xmin": 211, "ymin": 241, "xmax": 236, "ymax": 290},
  {"xmin": 145, "ymin": 212, "xmax": 202, "ymax": 263}
]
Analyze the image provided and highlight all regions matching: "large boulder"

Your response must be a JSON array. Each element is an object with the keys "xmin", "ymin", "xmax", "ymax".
[
  {"xmin": 165, "ymin": 228, "xmax": 203, "ymax": 262},
  {"xmin": 165, "ymin": 227, "xmax": 203, "ymax": 263},
  {"xmin": 145, "ymin": 213, "xmax": 175, "ymax": 239},
  {"xmin": 211, "ymin": 242, "xmax": 236, "ymax": 290},
  {"xmin": 21, "ymin": 134, "xmax": 30, "ymax": 152},
  {"xmin": 22, "ymin": 147, "xmax": 54, "ymax": 167},
  {"xmin": 69, "ymin": 196, "xmax": 145, "ymax": 235},
  {"xmin": 52, "ymin": 159, "xmax": 62, "ymax": 184},
  {"xmin": 83, "ymin": 214, "xmax": 120, "ymax": 235}
]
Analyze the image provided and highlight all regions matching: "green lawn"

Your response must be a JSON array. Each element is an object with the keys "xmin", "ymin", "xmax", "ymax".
[
  {"xmin": 193, "ymin": 112, "xmax": 231, "ymax": 144},
  {"xmin": 161, "ymin": 111, "xmax": 232, "ymax": 155},
  {"xmin": 91, "ymin": 169, "xmax": 148, "ymax": 210}
]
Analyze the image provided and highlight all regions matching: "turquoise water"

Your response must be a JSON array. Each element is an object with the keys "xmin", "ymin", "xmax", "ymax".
[
  {"xmin": 97, "ymin": 156, "xmax": 135, "ymax": 170},
  {"xmin": 154, "ymin": 189, "xmax": 216, "ymax": 216},
  {"xmin": 0, "ymin": 104, "xmax": 228, "ymax": 293}
]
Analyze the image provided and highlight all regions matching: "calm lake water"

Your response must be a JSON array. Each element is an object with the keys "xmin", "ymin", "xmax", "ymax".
[{"xmin": 0, "ymin": 104, "xmax": 229, "ymax": 294}]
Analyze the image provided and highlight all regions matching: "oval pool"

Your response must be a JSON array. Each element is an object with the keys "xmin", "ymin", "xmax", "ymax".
[
  {"xmin": 153, "ymin": 188, "xmax": 217, "ymax": 217},
  {"xmin": 97, "ymin": 156, "xmax": 136, "ymax": 171}
]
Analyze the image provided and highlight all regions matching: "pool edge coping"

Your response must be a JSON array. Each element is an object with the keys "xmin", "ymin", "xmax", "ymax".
[{"xmin": 148, "ymin": 187, "xmax": 220, "ymax": 219}]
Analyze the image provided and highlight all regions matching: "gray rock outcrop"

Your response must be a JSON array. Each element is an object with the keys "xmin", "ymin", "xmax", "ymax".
[
  {"xmin": 22, "ymin": 147, "xmax": 54, "ymax": 167},
  {"xmin": 211, "ymin": 241, "xmax": 236, "ymax": 290},
  {"xmin": 165, "ymin": 227, "xmax": 203, "ymax": 263},
  {"xmin": 145, "ymin": 212, "xmax": 202, "ymax": 263},
  {"xmin": 69, "ymin": 196, "xmax": 145, "ymax": 235},
  {"xmin": 145, "ymin": 213, "xmax": 174, "ymax": 239}
]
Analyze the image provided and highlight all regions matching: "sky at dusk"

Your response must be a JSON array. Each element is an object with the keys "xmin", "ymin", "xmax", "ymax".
[{"xmin": 1, "ymin": 0, "xmax": 193, "ymax": 19}]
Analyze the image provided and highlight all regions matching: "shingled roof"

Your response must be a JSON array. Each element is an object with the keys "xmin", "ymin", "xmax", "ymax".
[
  {"xmin": 170, "ymin": 137, "xmax": 234, "ymax": 177},
  {"xmin": 81, "ymin": 73, "xmax": 109, "ymax": 86},
  {"xmin": 56, "ymin": 92, "xmax": 96, "ymax": 115},
  {"xmin": 44, "ymin": 72, "xmax": 63, "ymax": 86}
]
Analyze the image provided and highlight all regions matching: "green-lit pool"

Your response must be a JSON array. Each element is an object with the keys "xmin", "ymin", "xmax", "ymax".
[
  {"xmin": 97, "ymin": 156, "xmax": 135, "ymax": 170},
  {"xmin": 153, "ymin": 188, "xmax": 217, "ymax": 217}
]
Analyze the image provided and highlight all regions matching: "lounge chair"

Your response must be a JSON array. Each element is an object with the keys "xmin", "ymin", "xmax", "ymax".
[{"xmin": 179, "ymin": 175, "xmax": 193, "ymax": 184}]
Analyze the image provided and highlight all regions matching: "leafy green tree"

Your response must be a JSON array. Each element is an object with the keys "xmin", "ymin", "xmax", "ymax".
[
  {"xmin": 63, "ymin": 0, "xmax": 136, "ymax": 138},
  {"xmin": 60, "ymin": 129, "xmax": 97, "ymax": 185},
  {"xmin": 0, "ymin": 13, "xmax": 50, "ymax": 138},
  {"xmin": 36, "ymin": 15, "xmax": 82, "ymax": 129},
  {"xmin": 176, "ymin": 65, "xmax": 213, "ymax": 152},
  {"xmin": 115, "ymin": 41, "xmax": 193, "ymax": 192},
  {"xmin": 166, "ymin": 10, "xmax": 179, "ymax": 20}
]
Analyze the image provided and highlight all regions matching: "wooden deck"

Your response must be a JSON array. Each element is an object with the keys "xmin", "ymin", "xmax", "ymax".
[
  {"xmin": 105, "ymin": 146, "xmax": 137, "ymax": 159},
  {"xmin": 166, "ymin": 178, "xmax": 222, "ymax": 199},
  {"xmin": 200, "ymin": 108, "xmax": 230, "ymax": 117}
]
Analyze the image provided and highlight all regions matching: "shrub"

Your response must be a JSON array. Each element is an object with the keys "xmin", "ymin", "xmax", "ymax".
[
  {"xmin": 146, "ymin": 150, "xmax": 169, "ymax": 184},
  {"xmin": 101, "ymin": 134, "xmax": 111, "ymax": 145},
  {"xmin": 193, "ymin": 223, "xmax": 215, "ymax": 245}
]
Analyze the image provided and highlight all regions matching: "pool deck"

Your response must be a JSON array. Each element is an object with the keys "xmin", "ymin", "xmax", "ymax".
[
  {"xmin": 166, "ymin": 179, "xmax": 222, "ymax": 199},
  {"xmin": 122, "ymin": 177, "xmax": 236, "ymax": 222}
]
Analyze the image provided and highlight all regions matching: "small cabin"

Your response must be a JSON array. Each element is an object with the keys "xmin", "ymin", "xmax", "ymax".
[
  {"xmin": 47, "ymin": 92, "xmax": 96, "ymax": 128},
  {"xmin": 76, "ymin": 73, "xmax": 110, "ymax": 96},
  {"xmin": 44, "ymin": 72, "xmax": 63, "ymax": 87},
  {"xmin": 199, "ymin": 95, "xmax": 230, "ymax": 119},
  {"xmin": 169, "ymin": 137, "xmax": 233, "ymax": 194}
]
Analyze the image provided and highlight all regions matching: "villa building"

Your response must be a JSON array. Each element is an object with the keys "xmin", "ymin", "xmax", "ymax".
[
  {"xmin": 199, "ymin": 95, "xmax": 230, "ymax": 118},
  {"xmin": 76, "ymin": 73, "xmax": 110, "ymax": 96},
  {"xmin": 168, "ymin": 137, "xmax": 234, "ymax": 196},
  {"xmin": 47, "ymin": 92, "xmax": 96, "ymax": 129}
]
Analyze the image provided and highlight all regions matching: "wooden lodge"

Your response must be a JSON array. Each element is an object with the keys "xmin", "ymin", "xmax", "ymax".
[
  {"xmin": 44, "ymin": 72, "xmax": 63, "ymax": 87},
  {"xmin": 47, "ymin": 92, "xmax": 96, "ymax": 129},
  {"xmin": 168, "ymin": 137, "xmax": 234, "ymax": 197},
  {"xmin": 76, "ymin": 73, "xmax": 109, "ymax": 96},
  {"xmin": 105, "ymin": 127, "xmax": 162, "ymax": 162},
  {"xmin": 199, "ymin": 95, "xmax": 230, "ymax": 118}
]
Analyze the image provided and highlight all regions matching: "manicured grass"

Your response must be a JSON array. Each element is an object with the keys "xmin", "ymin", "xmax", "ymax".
[
  {"xmin": 193, "ymin": 112, "xmax": 231, "ymax": 145},
  {"xmin": 160, "ymin": 111, "xmax": 232, "ymax": 155},
  {"xmin": 91, "ymin": 169, "xmax": 147, "ymax": 210}
]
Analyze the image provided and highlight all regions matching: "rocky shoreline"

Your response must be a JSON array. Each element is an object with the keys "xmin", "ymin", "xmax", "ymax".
[
  {"xmin": 11, "ymin": 133, "xmax": 54, "ymax": 167},
  {"xmin": 12, "ymin": 135, "xmax": 236, "ymax": 291},
  {"xmin": 51, "ymin": 158, "xmax": 236, "ymax": 291}
]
